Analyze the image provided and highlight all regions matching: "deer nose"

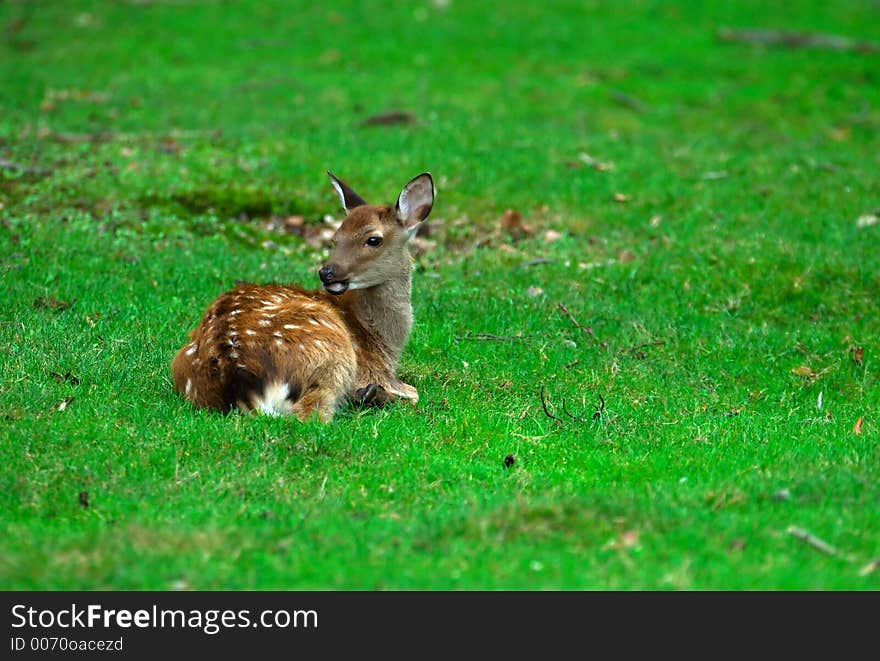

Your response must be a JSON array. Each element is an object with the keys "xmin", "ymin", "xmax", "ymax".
[{"xmin": 318, "ymin": 265, "xmax": 335, "ymax": 284}]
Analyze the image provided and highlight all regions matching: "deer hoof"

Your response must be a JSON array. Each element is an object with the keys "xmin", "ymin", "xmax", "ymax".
[{"xmin": 388, "ymin": 382, "xmax": 419, "ymax": 404}]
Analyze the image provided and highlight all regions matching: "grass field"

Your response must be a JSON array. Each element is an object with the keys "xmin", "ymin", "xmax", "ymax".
[{"xmin": 1, "ymin": 0, "xmax": 878, "ymax": 589}]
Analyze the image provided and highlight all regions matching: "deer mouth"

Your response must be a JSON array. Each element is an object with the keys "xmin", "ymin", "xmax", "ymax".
[{"xmin": 324, "ymin": 280, "xmax": 349, "ymax": 295}]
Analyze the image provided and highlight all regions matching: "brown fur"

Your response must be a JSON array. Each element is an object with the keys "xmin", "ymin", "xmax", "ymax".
[{"xmin": 171, "ymin": 172, "xmax": 433, "ymax": 421}]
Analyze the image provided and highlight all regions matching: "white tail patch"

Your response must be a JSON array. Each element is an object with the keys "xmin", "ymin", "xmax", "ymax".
[{"xmin": 253, "ymin": 381, "xmax": 293, "ymax": 416}]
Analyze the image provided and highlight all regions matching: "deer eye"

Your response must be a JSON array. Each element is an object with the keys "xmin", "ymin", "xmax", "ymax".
[{"xmin": 365, "ymin": 236, "xmax": 383, "ymax": 247}]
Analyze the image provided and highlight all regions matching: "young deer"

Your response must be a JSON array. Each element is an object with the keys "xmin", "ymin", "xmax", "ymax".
[{"xmin": 171, "ymin": 172, "xmax": 434, "ymax": 421}]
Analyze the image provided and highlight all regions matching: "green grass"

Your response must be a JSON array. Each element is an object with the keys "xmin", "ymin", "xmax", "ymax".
[{"xmin": 1, "ymin": 0, "xmax": 879, "ymax": 589}]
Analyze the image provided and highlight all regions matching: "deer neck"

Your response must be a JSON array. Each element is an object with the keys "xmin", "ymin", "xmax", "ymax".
[{"xmin": 344, "ymin": 269, "xmax": 413, "ymax": 368}]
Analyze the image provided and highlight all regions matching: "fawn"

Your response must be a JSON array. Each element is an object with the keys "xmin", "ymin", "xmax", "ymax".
[{"xmin": 171, "ymin": 171, "xmax": 434, "ymax": 421}]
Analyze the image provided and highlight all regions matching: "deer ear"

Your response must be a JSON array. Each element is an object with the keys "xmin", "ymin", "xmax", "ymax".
[
  {"xmin": 327, "ymin": 172, "xmax": 367, "ymax": 213},
  {"xmin": 395, "ymin": 173, "xmax": 434, "ymax": 235}
]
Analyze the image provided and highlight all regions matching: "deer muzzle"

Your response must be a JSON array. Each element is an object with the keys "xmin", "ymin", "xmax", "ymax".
[{"xmin": 318, "ymin": 265, "xmax": 349, "ymax": 295}]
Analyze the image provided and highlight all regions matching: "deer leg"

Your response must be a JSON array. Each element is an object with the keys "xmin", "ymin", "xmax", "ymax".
[
  {"xmin": 352, "ymin": 378, "xmax": 417, "ymax": 406},
  {"xmin": 352, "ymin": 382, "xmax": 394, "ymax": 407},
  {"xmin": 291, "ymin": 387, "xmax": 343, "ymax": 422}
]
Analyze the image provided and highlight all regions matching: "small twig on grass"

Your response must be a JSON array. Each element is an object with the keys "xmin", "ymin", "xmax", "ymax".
[
  {"xmin": 457, "ymin": 332, "xmax": 524, "ymax": 342},
  {"xmin": 359, "ymin": 111, "xmax": 417, "ymax": 127},
  {"xmin": 718, "ymin": 27, "xmax": 880, "ymax": 53},
  {"xmin": 609, "ymin": 89, "xmax": 648, "ymax": 113},
  {"xmin": 557, "ymin": 302, "xmax": 593, "ymax": 336},
  {"xmin": 520, "ymin": 257, "xmax": 555, "ymax": 268},
  {"xmin": 540, "ymin": 386, "xmax": 562, "ymax": 423},
  {"xmin": 787, "ymin": 525, "xmax": 839, "ymax": 557},
  {"xmin": 623, "ymin": 339, "xmax": 666, "ymax": 358},
  {"xmin": 561, "ymin": 397, "xmax": 591, "ymax": 422},
  {"xmin": 541, "ymin": 387, "xmax": 606, "ymax": 424},
  {"xmin": 48, "ymin": 131, "xmax": 116, "ymax": 144},
  {"xmin": 593, "ymin": 394, "xmax": 606, "ymax": 420},
  {"xmin": 0, "ymin": 158, "xmax": 51, "ymax": 176}
]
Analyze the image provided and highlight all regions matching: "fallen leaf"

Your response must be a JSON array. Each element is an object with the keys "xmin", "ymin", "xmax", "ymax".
[
  {"xmin": 576, "ymin": 152, "xmax": 614, "ymax": 172},
  {"xmin": 851, "ymin": 346, "xmax": 864, "ymax": 365},
  {"xmin": 498, "ymin": 208, "xmax": 534, "ymax": 239},
  {"xmin": 303, "ymin": 226, "xmax": 335, "ymax": 249},
  {"xmin": 57, "ymin": 396, "xmax": 74, "ymax": 411},
  {"xmin": 791, "ymin": 365, "xmax": 818, "ymax": 378},
  {"xmin": 526, "ymin": 286, "xmax": 543, "ymax": 297},
  {"xmin": 78, "ymin": 491, "xmax": 89, "ymax": 508},
  {"xmin": 410, "ymin": 236, "xmax": 436, "ymax": 256},
  {"xmin": 853, "ymin": 417, "xmax": 863, "ymax": 435},
  {"xmin": 542, "ymin": 229, "xmax": 562, "ymax": 243},
  {"xmin": 617, "ymin": 249, "xmax": 636, "ymax": 263},
  {"xmin": 33, "ymin": 296, "xmax": 76, "ymax": 311},
  {"xmin": 856, "ymin": 213, "xmax": 879, "ymax": 228},
  {"xmin": 828, "ymin": 126, "xmax": 850, "ymax": 142},
  {"xmin": 284, "ymin": 215, "xmax": 304, "ymax": 230},
  {"xmin": 619, "ymin": 530, "xmax": 640, "ymax": 548},
  {"xmin": 613, "ymin": 192, "xmax": 630, "ymax": 203},
  {"xmin": 859, "ymin": 559, "xmax": 880, "ymax": 576},
  {"xmin": 159, "ymin": 137, "xmax": 182, "ymax": 154}
]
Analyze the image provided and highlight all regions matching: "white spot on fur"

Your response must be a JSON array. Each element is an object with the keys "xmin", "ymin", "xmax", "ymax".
[
  {"xmin": 314, "ymin": 339, "xmax": 324, "ymax": 348},
  {"xmin": 228, "ymin": 330, "xmax": 239, "ymax": 337},
  {"xmin": 298, "ymin": 343, "xmax": 305, "ymax": 351},
  {"xmin": 258, "ymin": 319, "xmax": 271, "ymax": 327},
  {"xmin": 260, "ymin": 300, "xmax": 273, "ymax": 305},
  {"xmin": 229, "ymin": 351, "xmax": 239, "ymax": 359},
  {"xmin": 229, "ymin": 309, "xmax": 242, "ymax": 316},
  {"xmin": 253, "ymin": 381, "xmax": 292, "ymax": 416},
  {"xmin": 185, "ymin": 344, "xmax": 197, "ymax": 356},
  {"xmin": 273, "ymin": 331, "xmax": 283, "ymax": 338},
  {"xmin": 308, "ymin": 318, "xmax": 320, "ymax": 326},
  {"xmin": 319, "ymin": 319, "xmax": 334, "ymax": 329},
  {"xmin": 245, "ymin": 330, "xmax": 257, "ymax": 336},
  {"xmin": 283, "ymin": 324, "xmax": 301, "ymax": 330},
  {"xmin": 275, "ymin": 338, "xmax": 283, "ymax": 347},
  {"xmin": 185, "ymin": 379, "xmax": 192, "ymax": 396}
]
